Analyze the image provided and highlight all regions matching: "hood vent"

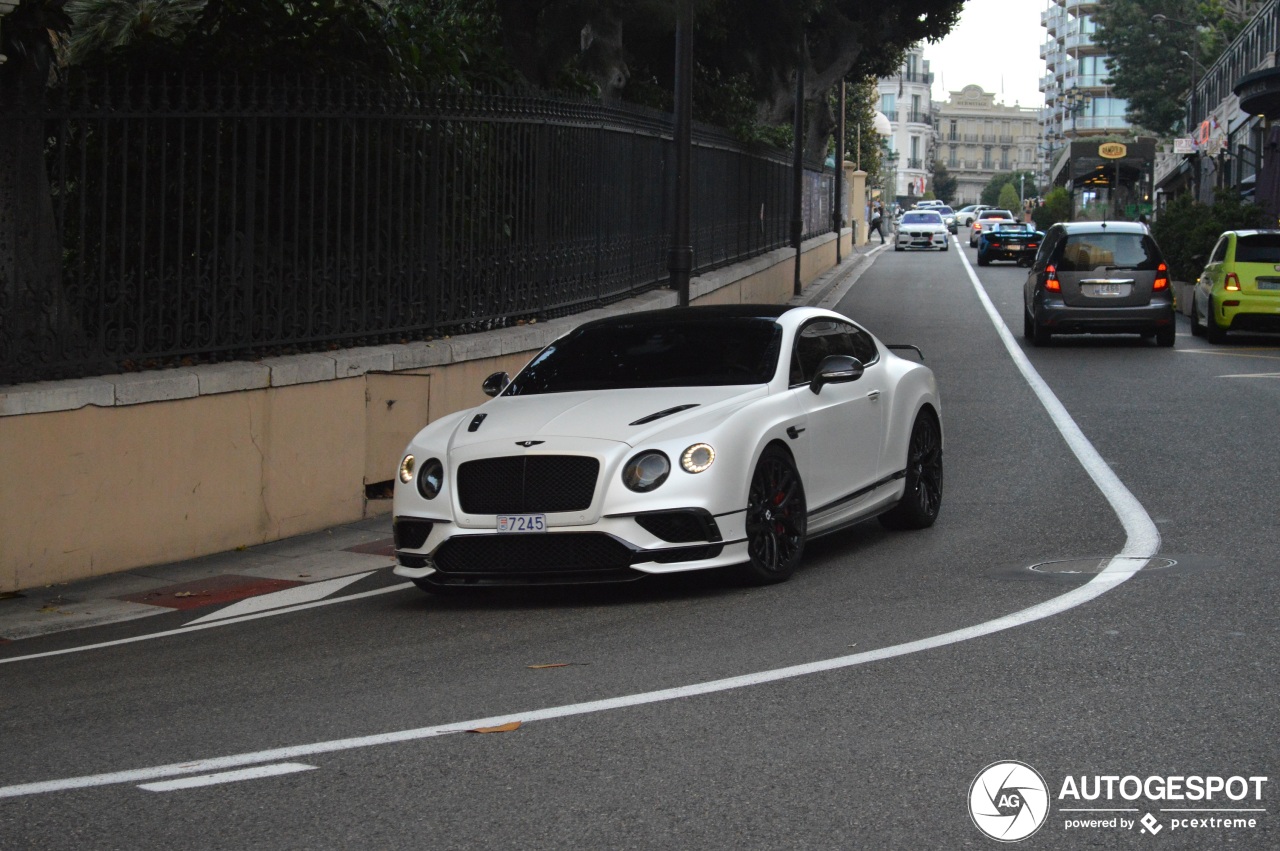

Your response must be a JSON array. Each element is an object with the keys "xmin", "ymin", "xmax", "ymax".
[{"xmin": 630, "ymin": 404, "xmax": 699, "ymax": 426}]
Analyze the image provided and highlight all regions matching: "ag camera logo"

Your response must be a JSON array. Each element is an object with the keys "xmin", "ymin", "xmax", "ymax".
[{"xmin": 969, "ymin": 761, "xmax": 1050, "ymax": 842}]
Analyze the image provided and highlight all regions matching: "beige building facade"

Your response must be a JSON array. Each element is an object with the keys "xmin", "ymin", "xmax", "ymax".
[{"xmin": 935, "ymin": 85, "xmax": 1042, "ymax": 206}]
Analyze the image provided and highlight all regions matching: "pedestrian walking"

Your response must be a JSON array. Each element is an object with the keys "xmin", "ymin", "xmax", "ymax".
[{"xmin": 869, "ymin": 201, "xmax": 886, "ymax": 245}]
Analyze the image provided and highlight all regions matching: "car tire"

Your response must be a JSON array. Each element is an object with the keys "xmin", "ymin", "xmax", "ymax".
[
  {"xmin": 739, "ymin": 445, "xmax": 807, "ymax": 585},
  {"xmin": 879, "ymin": 410, "xmax": 943, "ymax": 531},
  {"xmin": 941, "ymin": 242, "xmax": 949, "ymax": 252},
  {"xmin": 1027, "ymin": 311, "xmax": 1051, "ymax": 346},
  {"xmin": 1023, "ymin": 308, "xmax": 1034, "ymax": 341},
  {"xmin": 1155, "ymin": 324, "xmax": 1176, "ymax": 347},
  {"xmin": 977, "ymin": 253, "xmax": 989, "ymax": 266},
  {"xmin": 1190, "ymin": 300, "xmax": 1205, "ymax": 337},
  {"xmin": 894, "ymin": 245, "xmax": 903, "ymax": 252},
  {"xmin": 1205, "ymin": 299, "xmax": 1228, "ymax": 344}
]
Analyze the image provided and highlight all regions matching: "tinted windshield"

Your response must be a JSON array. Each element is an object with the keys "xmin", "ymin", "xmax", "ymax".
[
  {"xmin": 1235, "ymin": 234, "xmax": 1280, "ymax": 263},
  {"xmin": 504, "ymin": 317, "xmax": 783, "ymax": 394},
  {"xmin": 1057, "ymin": 233, "xmax": 1161, "ymax": 271},
  {"xmin": 938, "ymin": 207, "xmax": 955, "ymax": 215},
  {"xmin": 902, "ymin": 212, "xmax": 942, "ymax": 225}
]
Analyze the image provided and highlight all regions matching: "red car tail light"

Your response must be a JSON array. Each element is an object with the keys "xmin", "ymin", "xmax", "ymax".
[
  {"xmin": 1153, "ymin": 262, "xmax": 1169, "ymax": 291},
  {"xmin": 1045, "ymin": 264, "xmax": 1061, "ymax": 292},
  {"xmin": 1225, "ymin": 272, "xmax": 1241, "ymax": 291}
]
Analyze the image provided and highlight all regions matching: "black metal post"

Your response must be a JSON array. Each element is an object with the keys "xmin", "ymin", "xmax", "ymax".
[
  {"xmin": 791, "ymin": 41, "xmax": 805, "ymax": 297},
  {"xmin": 669, "ymin": 0, "xmax": 694, "ymax": 306},
  {"xmin": 833, "ymin": 81, "xmax": 845, "ymax": 264}
]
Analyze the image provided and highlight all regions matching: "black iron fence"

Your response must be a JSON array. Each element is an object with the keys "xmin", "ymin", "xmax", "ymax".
[{"xmin": 0, "ymin": 75, "xmax": 835, "ymax": 386}]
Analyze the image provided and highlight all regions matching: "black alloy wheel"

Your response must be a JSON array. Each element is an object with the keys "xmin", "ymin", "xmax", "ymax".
[
  {"xmin": 879, "ymin": 411, "xmax": 944, "ymax": 530},
  {"xmin": 740, "ymin": 446, "xmax": 807, "ymax": 584}
]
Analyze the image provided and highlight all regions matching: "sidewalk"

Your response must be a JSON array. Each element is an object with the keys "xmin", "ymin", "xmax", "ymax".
[{"xmin": 0, "ymin": 242, "xmax": 885, "ymax": 646}]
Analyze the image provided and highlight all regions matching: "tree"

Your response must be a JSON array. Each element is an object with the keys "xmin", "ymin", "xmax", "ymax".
[
  {"xmin": 997, "ymin": 183, "xmax": 1021, "ymax": 216},
  {"xmin": 490, "ymin": 0, "xmax": 964, "ymax": 158},
  {"xmin": 1031, "ymin": 187, "xmax": 1072, "ymax": 231},
  {"xmin": 1093, "ymin": 0, "xmax": 1253, "ymax": 136},
  {"xmin": 1151, "ymin": 192, "xmax": 1270, "ymax": 283},
  {"xmin": 980, "ymin": 171, "xmax": 1036, "ymax": 208},
  {"xmin": 931, "ymin": 161, "xmax": 956, "ymax": 205}
]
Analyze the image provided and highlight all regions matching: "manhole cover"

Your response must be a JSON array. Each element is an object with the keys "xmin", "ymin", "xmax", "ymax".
[{"xmin": 1029, "ymin": 556, "xmax": 1178, "ymax": 575}]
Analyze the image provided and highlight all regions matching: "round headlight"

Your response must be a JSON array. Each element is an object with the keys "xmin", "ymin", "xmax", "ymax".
[
  {"xmin": 417, "ymin": 457, "xmax": 444, "ymax": 500},
  {"xmin": 680, "ymin": 443, "xmax": 715, "ymax": 474},
  {"xmin": 622, "ymin": 451, "xmax": 670, "ymax": 492},
  {"xmin": 398, "ymin": 454, "xmax": 416, "ymax": 484}
]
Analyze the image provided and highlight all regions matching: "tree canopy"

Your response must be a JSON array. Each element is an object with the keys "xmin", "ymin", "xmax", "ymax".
[
  {"xmin": 28, "ymin": 0, "xmax": 964, "ymax": 156},
  {"xmin": 1093, "ymin": 0, "xmax": 1259, "ymax": 136}
]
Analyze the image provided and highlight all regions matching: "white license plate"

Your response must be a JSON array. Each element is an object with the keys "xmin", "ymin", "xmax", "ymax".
[
  {"xmin": 497, "ymin": 514, "xmax": 547, "ymax": 533},
  {"xmin": 1090, "ymin": 283, "xmax": 1122, "ymax": 296},
  {"xmin": 1257, "ymin": 279, "xmax": 1280, "ymax": 290}
]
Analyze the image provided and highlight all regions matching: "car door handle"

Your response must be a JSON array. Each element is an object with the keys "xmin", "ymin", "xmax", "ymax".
[{"xmin": 867, "ymin": 390, "xmax": 881, "ymax": 402}]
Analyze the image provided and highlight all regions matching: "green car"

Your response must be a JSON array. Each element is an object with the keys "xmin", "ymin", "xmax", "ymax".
[{"xmin": 1191, "ymin": 230, "xmax": 1280, "ymax": 343}]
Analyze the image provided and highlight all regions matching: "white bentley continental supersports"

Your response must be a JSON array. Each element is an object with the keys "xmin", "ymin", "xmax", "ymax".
[{"xmin": 393, "ymin": 305, "xmax": 942, "ymax": 592}]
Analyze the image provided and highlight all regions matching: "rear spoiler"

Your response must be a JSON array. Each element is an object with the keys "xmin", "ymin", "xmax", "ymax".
[{"xmin": 886, "ymin": 344, "xmax": 924, "ymax": 361}]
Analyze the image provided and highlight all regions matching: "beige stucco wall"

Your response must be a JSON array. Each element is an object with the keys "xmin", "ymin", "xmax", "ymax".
[{"xmin": 0, "ymin": 236, "xmax": 847, "ymax": 592}]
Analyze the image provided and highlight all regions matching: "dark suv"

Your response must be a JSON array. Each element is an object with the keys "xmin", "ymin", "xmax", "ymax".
[{"xmin": 1023, "ymin": 221, "xmax": 1175, "ymax": 347}]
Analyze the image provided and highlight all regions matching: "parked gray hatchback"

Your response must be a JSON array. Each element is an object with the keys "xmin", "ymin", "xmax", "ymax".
[{"xmin": 1023, "ymin": 221, "xmax": 1175, "ymax": 347}]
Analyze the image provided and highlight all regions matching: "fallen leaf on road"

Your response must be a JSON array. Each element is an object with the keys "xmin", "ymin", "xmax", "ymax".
[
  {"xmin": 174, "ymin": 591, "xmax": 195, "ymax": 598},
  {"xmin": 468, "ymin": 721, "xmax": 522, "ymax": 734}
]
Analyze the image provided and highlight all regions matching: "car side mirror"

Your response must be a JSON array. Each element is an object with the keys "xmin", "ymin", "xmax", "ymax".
[
  {"xmin": 809, "ymin": 355, "xmax": 864, "ymax": 394},
  {"xmin": 482, "ymin": 371, "xmax": 510, "ymax": 397}
]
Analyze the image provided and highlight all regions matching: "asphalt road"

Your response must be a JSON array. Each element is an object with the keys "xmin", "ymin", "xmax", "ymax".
[{"xmin": 2, "ymin": 235, "xmax": 1277, "ymax": 850}]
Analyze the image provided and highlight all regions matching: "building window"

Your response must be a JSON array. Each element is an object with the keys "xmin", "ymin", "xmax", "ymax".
[
  {"xmin": 949, "ymin": 119, "xmax": 957, "ymax": 141},
  {"xmin": 983, "ymin": 147, "xmax": 992, "ymax": 168},
  {"xmin": 949, "ymin": 145, "xmax": 958, "ymax": 167},
  {"xmin": 881, "ymin": 94, "xmax": 896, "ymax": 117}
]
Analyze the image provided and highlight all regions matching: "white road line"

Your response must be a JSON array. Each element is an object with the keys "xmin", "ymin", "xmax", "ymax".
[
  {"xmin": 0, "ymin": 583, "xmax": 414, "ymax": 666},
  {"xmin": 137, "ymin": 763, "xmax": 316, "ymax": 792},
  {"xmin": 185, "ymin": 572, "xmax": 374, "ymax": 625},
  {"xmin": 0, "ymin": 247, "xmax": 1161, "ymax": 801},
  {"xmin": 1220, "ymin": 372, "xmax": 1280, "ymax": 378}
]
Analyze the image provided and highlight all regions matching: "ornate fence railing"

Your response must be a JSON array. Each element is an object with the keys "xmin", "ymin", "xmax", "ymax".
[{"xmin": 0, "ymin": 76, "xmax": 835, "ymax": 386}]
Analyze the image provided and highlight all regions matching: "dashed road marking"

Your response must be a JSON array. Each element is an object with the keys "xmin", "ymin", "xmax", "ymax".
[{"xmin": 137, "ymin": 763, "xmax": 316, "ymax": 792}]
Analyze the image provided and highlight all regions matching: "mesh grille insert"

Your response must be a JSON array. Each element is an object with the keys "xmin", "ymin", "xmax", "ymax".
[{"xmin": 457, "ymin": 455, "xmax": 600, "ymax": 514}]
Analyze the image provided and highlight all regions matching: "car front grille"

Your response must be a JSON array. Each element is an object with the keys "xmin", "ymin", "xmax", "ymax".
[
  {"xmin": 433, "ymin": 532, "xmax": 634, "ymax": 574},
  {"xmin": 456, "ymin": 455, "xmax": 599, "ymax": 514}
]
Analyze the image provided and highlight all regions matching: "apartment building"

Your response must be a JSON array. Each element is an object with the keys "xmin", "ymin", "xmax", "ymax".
[
  {"xmin": 876, "ymin": 46, "xmax": 935, "ymax": 204},
  {"xmin": 935, "ymin": 85, "xmax": 1041, "ymax": 206}
]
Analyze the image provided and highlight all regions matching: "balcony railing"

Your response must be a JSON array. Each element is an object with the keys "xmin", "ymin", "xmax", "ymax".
[{"xmin": 904, "ymin": 110, "xmax": 931, "ymax": 125}]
